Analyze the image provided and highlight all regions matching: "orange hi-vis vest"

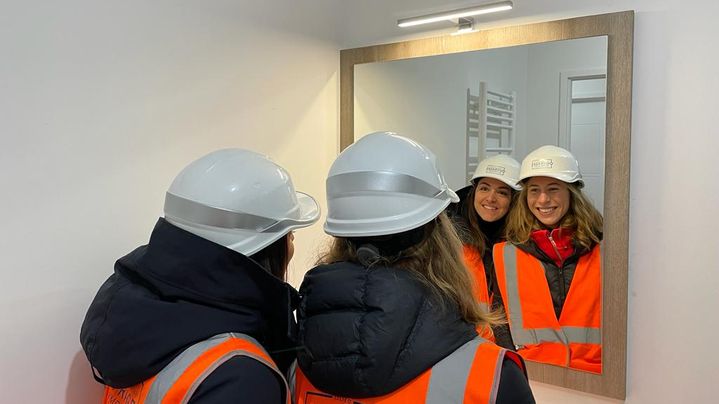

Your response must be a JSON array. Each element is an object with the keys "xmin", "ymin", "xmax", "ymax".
[
  {"xmin": 493, "ymin": 242, "xmax": 602, "ymax": 373},
  {"xmin": 462, "ymin": 245, "xmax": 495, "ymax": 341},
  {"xmin": 102, "ymin": 333, "xmax": 290, "ymax": 404},
  {"xmin": 293, "ymin": 337, "xmax": 525, "ymax": 404}
]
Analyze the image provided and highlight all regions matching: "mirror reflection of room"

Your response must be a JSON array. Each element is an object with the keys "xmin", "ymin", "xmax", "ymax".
[
  {"xmin": 355, "ymin": 36, "xmax": 607, "ymax": 210},
  {"xmin": 355, "ymin": 36, "xmax": 607, "ymax": 373}
]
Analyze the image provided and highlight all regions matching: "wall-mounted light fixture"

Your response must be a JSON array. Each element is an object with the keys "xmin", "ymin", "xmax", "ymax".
[{"xmin": 397, "ymin": 1, "xmax": 513, "ymax": 29}]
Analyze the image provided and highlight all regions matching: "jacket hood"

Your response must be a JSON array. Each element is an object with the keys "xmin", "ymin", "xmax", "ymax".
[
  {"xmin": 297, "ymin": 261, "xmax": 476, "ymax": 398},
  {"xmin": 80, "ymin": 218, "xmax": 298, "ymax": 388}
]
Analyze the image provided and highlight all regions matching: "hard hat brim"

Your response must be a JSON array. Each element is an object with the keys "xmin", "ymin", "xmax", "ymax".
[
  {"xmin": 324, "ymin": 196, "xmax": 453, "ymax": 238},
  {"xmin": 294, "ymin": 191, "xmax": 321, "ymax": 226}
]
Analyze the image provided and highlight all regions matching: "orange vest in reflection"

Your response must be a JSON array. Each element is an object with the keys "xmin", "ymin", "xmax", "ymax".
[
  {"xmin": 101, "ymin": 333, "xmax": 290, "ymax": 404},
  {"xmin": 462, "ymin": 245, "xmax": 495, "ymax": 341},
  {"xmin": 293, "ymin": 337, "xmax": 524, "ymax": 404},
  {"xmin": 493, "ymin": 242, "xmax": 602, "ymax": 373}
]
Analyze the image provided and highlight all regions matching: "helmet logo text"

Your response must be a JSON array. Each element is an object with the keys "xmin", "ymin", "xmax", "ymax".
[
  {"xmin": 531, "ymin": 158, "xmax": 554, "ymax": 169},
  {"xmin": 485, "ymin": 165, "xmax": 506, "ymax": 175}
]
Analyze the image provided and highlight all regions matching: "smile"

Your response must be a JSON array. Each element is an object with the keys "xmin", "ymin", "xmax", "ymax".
[{"xmin": 481, "ymin": 204, "xmax": 498, "ymax": 210}]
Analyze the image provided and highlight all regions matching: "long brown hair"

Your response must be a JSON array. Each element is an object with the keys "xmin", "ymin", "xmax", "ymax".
[
  {"xmin": 461, "ymin": 182, "xmax": 519, "ymax": 253},
  {"xmin": 505, "ymin": 182, "xmax": 603, "ymax": 249},
  {"xmin": 250, "ymin": 234, "xmax": 290, "ymax": 280},
  {"xmin": 319, "ymin": 212, "xmax": 500, "ymax": 327}
]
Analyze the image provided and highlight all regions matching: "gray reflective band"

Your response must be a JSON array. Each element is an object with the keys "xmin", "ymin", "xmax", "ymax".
[
  {"xmin": 426, "ymin": 337, "xmax": 481, "ymax": 404},
  {"xmin": 164, "ymin": 192, "xmax": 280, "ymax": 231},
  {"xmin": 563, "ymin": 326, "xmax": 602, "ymax": 344},
  {"xmin": 326, "ymin": 171, "xmax": 446, "ymax": 199},
  {"xmin": 489, "ymin": 350, "xmax": 505, "ymax": 404},
  {"xmin": 425, "ymin": 337, "xmax": 504, "ymax": 404},
  {"xmin": 500, "ymin": 244, "xmax": 601, "ymax": 347},
  {"xmin": 145, "ymin": 333, "xmax": 288, "ymax": 404},
  {"xmin": 501, "ymin": 244, "xmax": 537, "ymax": 345}
]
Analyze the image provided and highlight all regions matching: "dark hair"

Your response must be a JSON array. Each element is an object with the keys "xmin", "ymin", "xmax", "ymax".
[
  {"xmin": 318, "ymin": 213, "xmax": 498, "ymax": 327},
  {"xmin": 250, "ymin": 234, "xmax": 290, "ymax": 280},
  {"xmin": 460, "ymin": 181, "xmax": 518, "ymax": 254}
]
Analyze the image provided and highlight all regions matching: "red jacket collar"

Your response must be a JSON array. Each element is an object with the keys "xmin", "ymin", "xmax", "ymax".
[{"xmin": 530, "ymin": 228, "xmax": 575, "ymax": 267}]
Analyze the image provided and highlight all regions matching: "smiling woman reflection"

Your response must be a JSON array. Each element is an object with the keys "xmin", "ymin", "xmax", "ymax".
[
  {"xmin": 449, "ymin": 155, "xmax": 522, "ymax": 350},
  {"xmin": 494, "ymin": 145, "xmax": 604, "ymax": 373}
]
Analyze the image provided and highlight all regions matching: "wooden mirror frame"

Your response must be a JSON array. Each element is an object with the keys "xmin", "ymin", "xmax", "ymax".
[{"xmin": 339, "ymin": 11, "xmax": 633, "ymax": 399}]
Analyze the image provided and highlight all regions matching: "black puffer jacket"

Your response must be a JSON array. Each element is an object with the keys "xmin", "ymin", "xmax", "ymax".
[
  {"xmin": 297, "ymin": 261, "xmax": 535, "ymax": 403},
  {"xmin": 80, "ymin": 218, "xmax": 298, "ymax": 403}
]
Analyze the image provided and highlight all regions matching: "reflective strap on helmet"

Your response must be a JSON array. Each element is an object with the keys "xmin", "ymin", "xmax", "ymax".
[
  {"xmin": 145, "ymin": 332, "xmax": 289, "ymax": 404},
  {"xmin": 500, "ymin": 244, "xmax": 600, "ymax": 346},
  {"xmin": 165, "ymin": 192, "xmax": 280, "ymax": 231},
  {"xmin": 326, "ymin": 171, "xmax": 447, "ymax": 199}
]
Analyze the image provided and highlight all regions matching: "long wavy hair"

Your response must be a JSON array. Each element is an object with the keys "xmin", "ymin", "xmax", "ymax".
[
  {"xmin": 318, "ymin": 212, "xmax": 500, "ymax": 327},
  {"xmin": 250, "ymin": 234, "xmax": 290, "ymax": 280},
  {"xmin": 460, "ymin": 182, "xmax": 519, "ymax": 254},
  {"xmin": 505, "ymin": 182, "xmax": 603, "ymax": 249}
]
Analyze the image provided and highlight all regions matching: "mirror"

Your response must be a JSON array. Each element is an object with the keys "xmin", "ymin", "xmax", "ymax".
[
  {"xmin": 340, "ymin": 11, "xmax": 632, "ymax": 399},
  {"xmin": 355, "ymin": 36, "xmax": 608, "ymax": 212}
]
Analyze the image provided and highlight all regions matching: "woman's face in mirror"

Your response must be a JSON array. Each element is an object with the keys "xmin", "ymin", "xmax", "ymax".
[
  {"xmin": 473, "ymin": 177, "xmax": 513, "ymax": 222},
  {"xmin": 526, "ymin": 176, "xmax": 571, "ymax": 228}
]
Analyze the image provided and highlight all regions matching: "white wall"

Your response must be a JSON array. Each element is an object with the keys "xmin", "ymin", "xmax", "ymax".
[
  {"xmin": 340, "ymin": 0, "xmax": 719, "ymax": 403},
  {"xmin": 0, "ymin": 0, "xmax": 339, "ymax": 402}
]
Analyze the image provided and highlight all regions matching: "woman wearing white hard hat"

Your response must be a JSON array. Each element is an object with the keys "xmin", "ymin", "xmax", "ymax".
[
  {"xmin": 81, "ymin": 149, "xmax": 319, "ymax": 403},
  {"xmin": 449, "ymin": 154, "xmax": 522, "ymax": 350},
  {"xmin": 293, "ymin": 133, "xmax": 535, "ymax": 403},
  {"xmin": 495, "ymin": 145, "xmax": 603, "ymax": 373}
]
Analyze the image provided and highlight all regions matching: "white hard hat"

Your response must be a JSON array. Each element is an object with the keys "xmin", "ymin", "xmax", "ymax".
[
  {"xmin": 519, "ymin": 145, "xmax": 583, "ymax": 186},
  {"xmin": 471, "ymin": 154, "xmax": 522, "ymax": 190},
  {"xmin": 164, "ymin": 149, "xmax": 320, "ymax": 256},
  {"xmin": 324, "ymin": 132, "xmax": 459, "ymax": 237}
]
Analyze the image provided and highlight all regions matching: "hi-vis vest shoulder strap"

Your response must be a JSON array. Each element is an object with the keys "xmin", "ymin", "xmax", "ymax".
[
  {"xmin": 462, "ymin": 245, "xmax": 495, "ymax": 341},
  {"xmin": 293, "ymin": 337, "xmax": 525, "ymax": 404},
  {"xmin": 463, "ymin": 245, "xmax": 491, "ymax": 310},
  {"xmin": 102, "ymin": 333, "xmax": 290, "ymax": 404},
  {"xmin": 493, "ymin": 242, "xmax": 602, "ymax": 373}
]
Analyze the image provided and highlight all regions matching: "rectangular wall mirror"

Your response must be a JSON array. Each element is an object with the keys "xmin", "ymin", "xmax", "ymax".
[{"xmin": 340, "ymin": 11, "xmax": 633, "ymax": 399}]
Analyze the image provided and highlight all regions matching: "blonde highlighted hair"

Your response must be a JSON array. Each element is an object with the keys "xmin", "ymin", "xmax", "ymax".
[
  {"xmin": 505, "ymin": 182, "xmax": 603, "ymax": 249},
  {"xmin": 318, "ymin": 212, "xmax": 501, "ymax": 327}
]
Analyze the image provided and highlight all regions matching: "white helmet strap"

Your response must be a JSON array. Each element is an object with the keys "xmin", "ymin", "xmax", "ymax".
[
  {"xmin": 165, "ymin": 192, "xmax": 283, "ymax": 232},
  {"xmin": 326, "ymin": 171, "xmax": 447, "ymax": 199}
]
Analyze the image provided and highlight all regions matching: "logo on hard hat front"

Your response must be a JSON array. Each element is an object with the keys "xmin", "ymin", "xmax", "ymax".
[
  {"xmin": 531, "ymin": 158, "xmax": 554, "ymax": 169},
  {"xmin": 485, "ymin": 165, "xmax": 506, "ymax": 175}
]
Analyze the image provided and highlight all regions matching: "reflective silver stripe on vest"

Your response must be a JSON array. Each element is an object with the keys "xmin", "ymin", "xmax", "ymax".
[
  {"xmin": 563, "ymin": 326, "xmax": 601, "ymax": 344},
  {"xmin": 144, "ymin": 332, "xmax": 288, "ymax": 404},
  {"xmin": 500, "ymin": 244, "xmax": 600, "ymax": 347},
  {"xmin": 425, "ymin": 337, "xmax": 503, "ymax": 404},
  {"xmin": 326, "ymin": 171, "xmax": 447, "ymax": 199}
]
